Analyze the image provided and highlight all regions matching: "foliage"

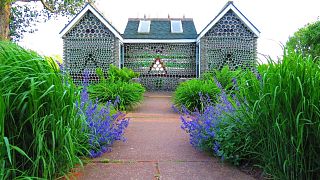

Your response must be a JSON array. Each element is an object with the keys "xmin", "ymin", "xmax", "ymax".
[
  {"xmin": 173, "ymin": 79, "xmax": 220, "ymax": 111},
  {"xmin": 88, "ymin": 66, "xmax": 145, "ymax": 111},
  {"xmin": 177, "ymin": 80, "xmax": 249, "ymax": 166},
  {"xmin": 0, "ymin": 41, "xmax": 87, "ymax": 179},
  {"xmin": 286, "ymin": 20, "xmax": 320, "ymax": 59},
  {"xmin": 202, "ymin": 66, "xmax": 243, "ymax": 91},
  {"xmin": 179, "ymin": 51, "xmax": 320, "ymax": 179},
  {"xmin": 173, "ymin": 66, "xmax": 242, "ymax": 112},
  {"xmin": 237, "ymin": 51, "xmax": 320, "ymax": 179},
  {"xmin": 9, "ymin": 0, "xmax": 89, "ymax": 41},
  {"xmin": 107, "ymin": 64, "xmax": 139, "ymax": 83},
  {"xmin": 78, "ymin": 72, "xmax": 129, "ymax": 158},
  {"xmin": 0, "ymin": 41, "xmax": 130, "ymax": 178}
]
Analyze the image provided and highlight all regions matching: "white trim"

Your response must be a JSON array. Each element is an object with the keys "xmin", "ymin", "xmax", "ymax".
[
  {"xmin": 123, "ymin": 39, "xmax": 196, "ymax": 43},
  {"xmin": 138, "ymin": 20, "xmax": 151, "ymax": 33},
  {"xmin": 171, "ymin": 20, "xmax": 183, "ymax": 33},
  {"xmin": 118, "ymin": 41, "xmax": 121, "ymax": 68},
  {"xmin": 198, "ymin": 41, "xmax": 201, "ymax": 77},
  {"xmin": 60, "ymin": 4, "xmax": 123, "ymax": 41},
  {"xmin": 196, "ymin": 3, "xmax": 260, "ymax": 41}
]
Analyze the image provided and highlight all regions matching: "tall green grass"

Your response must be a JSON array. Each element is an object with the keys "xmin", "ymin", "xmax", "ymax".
[
  {"xmin": 237, "ymin": 51, "xmax": 320, "ymax": 179},
  {"xmin": 0, "ymin": 42, "xmax": 88, "ymax": 179}
]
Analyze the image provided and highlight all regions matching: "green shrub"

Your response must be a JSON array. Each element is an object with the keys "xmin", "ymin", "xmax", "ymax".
[
  {"xmin": 88, "ymin": 66, "xmax": 145, "ymax": 111},
  {"xmin": 202, "ymin": 66, "xmax": 243, "ymax": 91},
  {"xmin": 173, "ymin": 79, "xmax": 220, "ymax": 111},
  {"xmin": 236, "ymin": 51, "xmax": 320, "ymax": 179},
  {"xmin": 88, "ymin": 81, "xmax": 145, "ymax": 111},
  {"xmin": 0, "ymin": 42, "xmax": 88, "ymax": 179},
  {"xmin": 107, "ymin": 64, "xmax": 139, "ymax": 83},
  {"xmin": 174, "ymin": 66, "xmax": 243, "ymax": 111}
]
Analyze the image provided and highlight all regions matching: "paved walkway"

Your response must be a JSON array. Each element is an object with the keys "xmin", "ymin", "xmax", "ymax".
[{"xmin": 77, "ymin": 92, "xmax": 254, "ymax": 180}]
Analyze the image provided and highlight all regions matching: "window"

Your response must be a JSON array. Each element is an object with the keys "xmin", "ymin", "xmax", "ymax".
[
  {"xmin": 171, "ymin": 20, "xmax": 183, "ymax": 33},
  {"xmin": 138, "ymin": 20, "xmax": 151, "ymax": 33}
]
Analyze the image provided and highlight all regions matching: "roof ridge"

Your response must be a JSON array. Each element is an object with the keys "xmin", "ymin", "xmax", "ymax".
[{"xmin": 128, "ymin": 18, "xmax": 194, "ymax": 21}]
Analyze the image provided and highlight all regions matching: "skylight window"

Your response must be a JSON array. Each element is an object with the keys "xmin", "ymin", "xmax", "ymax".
[
  {"xmin": 171, "ymin": 20, "xmax": 183, "ymax": 33},
  {"xmin": 138, "ymin": 20, "xmax": 151, "ymax": 33}
]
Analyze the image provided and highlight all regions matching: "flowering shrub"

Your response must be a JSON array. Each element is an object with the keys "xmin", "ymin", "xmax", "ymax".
[
  {"xmin": 78, "ymin": 71, "xmax": 129, "ymax": 158},
  {"xmin": 178, "ymin": 51, "xmax": 320, "ymax": 179},
  {"xmin": 177, "ymin": 80, "xmax": 246, "ymax": 164}
]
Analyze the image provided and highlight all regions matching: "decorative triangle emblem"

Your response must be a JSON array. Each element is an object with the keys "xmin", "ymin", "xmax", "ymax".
[
  {"xmin": 148, "ymin": 57, "xmax": 167, "ymax": 74},
  {"xmin": 84, "ymin": 53, "xmax": 98, "ymax": 69}
]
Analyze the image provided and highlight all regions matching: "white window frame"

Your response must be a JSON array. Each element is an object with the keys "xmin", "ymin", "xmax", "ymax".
[
  {"xmin": 138, "ymin": 20, "xmax": 151, "ymax": 33},
  {"xmin": 171, "ymin": 20, "xmax": 183, "ymax": 33}
]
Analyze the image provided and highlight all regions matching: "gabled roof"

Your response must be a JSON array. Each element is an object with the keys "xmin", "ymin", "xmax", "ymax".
[
  {"xmin": 123, "ymin": 18, "xmax": 197, "ymax": 42},
  {"xmin": 197, "ymin": 1, "xmax": 260, "ymax": 41},
  {"xmin": 59, "ymin": 3, "xmax": 123, "ymax": 41}
]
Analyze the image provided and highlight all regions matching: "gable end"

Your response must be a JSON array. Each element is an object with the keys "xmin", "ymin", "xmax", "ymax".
[
  {"xmin": 60, "ymin": 3, "xmax": 123, "ymax": 41},
  {"xmin": 197, "ymin": 2, "xmax": 260, "ymax": 41}
]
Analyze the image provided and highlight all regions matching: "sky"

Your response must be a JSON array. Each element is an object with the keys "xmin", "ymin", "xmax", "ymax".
[{"xmin": 18, "ymin": 0, "xmax": 320, "ymax": 63}]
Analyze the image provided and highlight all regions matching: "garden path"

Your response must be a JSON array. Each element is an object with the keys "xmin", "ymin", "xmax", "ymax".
[{"xmin": 76, "ymin": 92, "xmax": 254, "ymax": 180}]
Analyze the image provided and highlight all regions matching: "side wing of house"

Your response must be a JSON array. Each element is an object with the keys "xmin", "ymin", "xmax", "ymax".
[
  {"xmin": 198, "ymin": 1, "xmax": 260, "ymax": 74},
  {"xmin": 60, "ymin": 3, "xmax": 122, "ymax": 84}
]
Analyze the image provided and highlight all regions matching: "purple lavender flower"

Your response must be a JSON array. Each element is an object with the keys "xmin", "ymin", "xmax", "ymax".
[
  {"xmin": 213, "ymin": 141, "xmax": 220, "ymax": 155},
  {"xmin": 232, "ymin": 78, "xmax": 239, "ymax": 91},
  {"xmin": 78, "ymin": 71, "xmax": 129, "ymax": 158},
  {"xmin": 214, "ymin": 78, "xmax": 223, "ymax": 89},
  {"xmin": 178, "ymin": 84, "xmax": 240, "ymax": 160},
  {"xmin": 255, "ymin": 72, "xmax": 262, "ymax": 81},
  {"xmin": 113, "ymin": 96, "xmax": 120, "ymax": 107}
]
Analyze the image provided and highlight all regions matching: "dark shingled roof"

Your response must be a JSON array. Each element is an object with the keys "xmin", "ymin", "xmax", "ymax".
[{"xmin": 123, "ymin": 18, "xmax": 197, "ymax": 39}]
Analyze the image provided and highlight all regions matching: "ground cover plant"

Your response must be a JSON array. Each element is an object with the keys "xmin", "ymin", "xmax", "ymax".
[
  {"xmin": 0, "ymin": 42, "xmax": 129, "ymax": 179},
  {"xmin": 177, "ymin": 51, "xmax": 320, "ymax": 179},
  {"xmin": 88, "ymin": 65, "xmax": 145, "ymax": 111}
]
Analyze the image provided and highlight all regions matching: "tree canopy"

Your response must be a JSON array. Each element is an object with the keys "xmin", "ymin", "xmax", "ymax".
[
  {"xmin": 0, "ymin": 0, "xmax": 91, "ymax": 41},
  {"xmin": 286, "ymin": 20, "xmax": 320, "ymax": 59}
]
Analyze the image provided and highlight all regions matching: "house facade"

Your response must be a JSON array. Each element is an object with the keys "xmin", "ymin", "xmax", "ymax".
[
  {"xmin": 122, "ymin": 18, "xmax": 197, "ymax": 90},
  {"xmin": 60, "ymin": 1, "xmax": 260, "ymax": 90}
]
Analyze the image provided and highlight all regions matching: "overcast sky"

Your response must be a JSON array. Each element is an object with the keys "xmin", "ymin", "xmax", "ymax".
[{"xmin": 18, "ymin": 0, "xmax": 320, "ymax": 63}]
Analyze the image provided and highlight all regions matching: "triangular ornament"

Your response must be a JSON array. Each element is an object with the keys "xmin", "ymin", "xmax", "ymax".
[{"xmin": 148, "ymin": 57, "xmax": 167, "ymax": 74}]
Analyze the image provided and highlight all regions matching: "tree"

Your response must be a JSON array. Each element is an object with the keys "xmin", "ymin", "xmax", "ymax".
[
  {"xmin": 0, "ymin": 0, "xmax": 11, "ymax": 40},
  {"xmin": 0, "ymin": 0, "xmax": 90, "ymax": 41},
  {"xmin": 286, "ymin": 20, "xmax": 320, "ymax": 59}
]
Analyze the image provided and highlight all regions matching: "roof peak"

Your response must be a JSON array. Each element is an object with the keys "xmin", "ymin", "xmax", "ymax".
[
  {"xmin": 59, "ymin": 2, "xmax": 123, "ymax": 40},
  {"xmin": 128, "ymin": 18, "xmax": 193, "ymax": 21}
]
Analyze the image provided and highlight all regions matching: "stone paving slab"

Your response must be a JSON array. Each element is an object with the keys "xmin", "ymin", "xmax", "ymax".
[
  {"xmin": 78, "ymin": 162, "xmax": 156, "ymax": 180},
  {"xmin": 158, "ymin": 161, "xmax": 255, "ymax": 180},
  {"xmin": 126, "ymin": 113, "xmax": 179, "ymax": 119},
  {"xmin": 77, "ymin": 93, "xmax": 254, "ymax": 180},
  {"xmin": 130, "ymin": 94, "xmax": 177, "ymax": 115},
  {"xmin": 96, "ymin": 117, "xmax": 212, "ymax": 162}
]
